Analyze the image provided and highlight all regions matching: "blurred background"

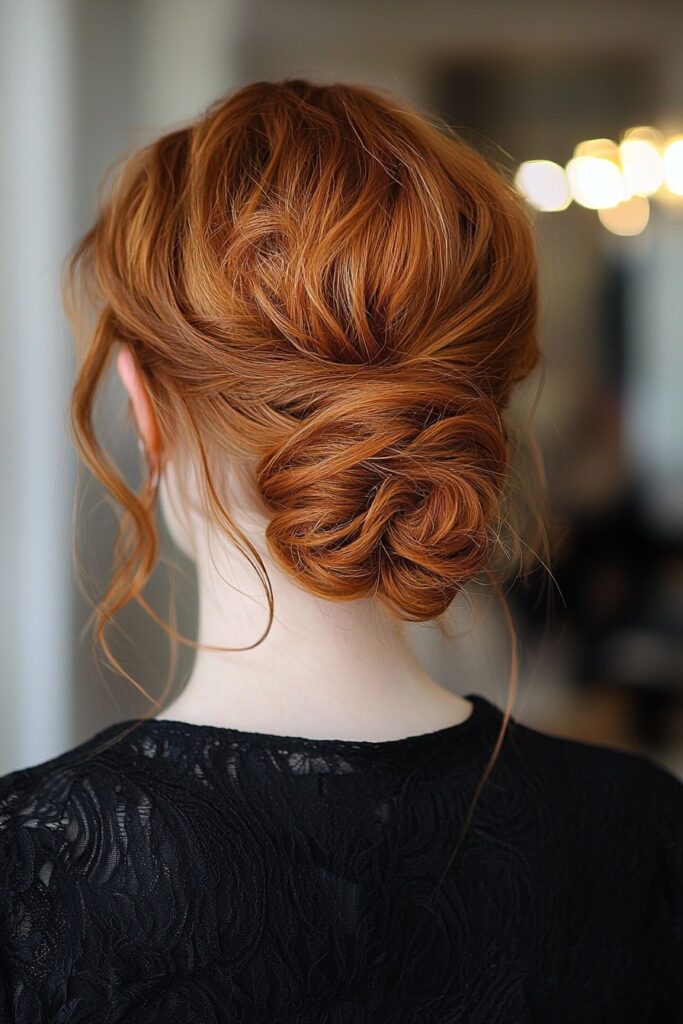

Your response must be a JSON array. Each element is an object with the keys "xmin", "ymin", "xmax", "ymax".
[{"xmin": 1, "ymin": 0, "xmax": 682, "ymax": 778}]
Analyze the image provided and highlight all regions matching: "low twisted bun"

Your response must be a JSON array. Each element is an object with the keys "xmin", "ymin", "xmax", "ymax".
[{"xmin": 257, "ymin": 373, "xmax": 508, "ymax": 620}]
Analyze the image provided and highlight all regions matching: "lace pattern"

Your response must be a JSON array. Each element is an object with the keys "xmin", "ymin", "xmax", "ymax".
[{"xmin": 1, "ymin": 693, "xmax": 681, "ymax": 1023}]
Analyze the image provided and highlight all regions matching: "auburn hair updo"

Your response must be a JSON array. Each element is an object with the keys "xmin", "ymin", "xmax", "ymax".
[{"xmin": 64, "ymin": 80, "xmax": 549, "ymax": 881}]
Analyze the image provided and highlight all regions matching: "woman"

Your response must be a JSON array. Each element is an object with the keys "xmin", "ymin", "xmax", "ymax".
[{"xmin": 0, "ymin": 78, "xmax": 680, "ymax": 1022}]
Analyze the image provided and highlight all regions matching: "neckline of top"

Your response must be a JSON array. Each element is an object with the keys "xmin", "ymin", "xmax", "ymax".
[{"xmin": 96, "ymin": 692, "xmax": 498, "ymax": 755}]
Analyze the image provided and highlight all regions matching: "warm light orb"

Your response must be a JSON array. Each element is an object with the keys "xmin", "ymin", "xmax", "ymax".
[
  {"xmin": 621, "ymin": 126, "xmax": 664, "ymax": 146},
  {"xmin": 566, "ymin": 155, "xmax": 629, "ymax": 209},
  {"xmin": 663, "ymin": 137, "xmax": 683, "ymax": 195},
  {"xmin": 598, "ymin": 195, "xmax": 650, "ymax": 236},
  {"xmin": 514, "ymin": 160, "xmax": 572, "ymax": 211},
  {"xmin": 619, "ymin": 128, "xmax": 664, "ymax": 196},
  {"xmin": 574, "ymin": 138, "xmax": 620, "ymax": 163}
]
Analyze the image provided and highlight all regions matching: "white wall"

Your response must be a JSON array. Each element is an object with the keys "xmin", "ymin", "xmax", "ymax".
[{"xmin": 0, "ymin": 0, "xmax": 77, "ymax": 773}]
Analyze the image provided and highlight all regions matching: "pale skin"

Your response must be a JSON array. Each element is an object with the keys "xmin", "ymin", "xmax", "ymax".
[{"xmin": 115, "ymin": 344, "xmax": 474, "ymax": 741}]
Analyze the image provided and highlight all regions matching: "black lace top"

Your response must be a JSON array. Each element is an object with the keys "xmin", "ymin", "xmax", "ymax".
[{"xmin": 0, "ymin": 691, "xmax": 682, "ymax": 1023}]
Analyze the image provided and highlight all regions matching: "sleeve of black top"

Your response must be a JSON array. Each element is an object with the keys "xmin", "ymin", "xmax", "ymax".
[
  {"xmin": 637, "ymin": 755, "xmax": 683, "ymax": 1018},
  {"xmin": 0, "ymin": 769, "xmax": 81, "ymax": 1024}
]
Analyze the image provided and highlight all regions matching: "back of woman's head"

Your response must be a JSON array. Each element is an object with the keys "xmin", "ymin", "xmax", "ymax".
[{"xmin": 65, "ymin": 77, "xmax": 541, "ymax": 666}]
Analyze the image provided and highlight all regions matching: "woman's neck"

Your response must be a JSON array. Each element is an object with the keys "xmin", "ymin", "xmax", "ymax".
[{"xmin": 156, "ymin": 528, "xmax": 472, "ymax": 740}]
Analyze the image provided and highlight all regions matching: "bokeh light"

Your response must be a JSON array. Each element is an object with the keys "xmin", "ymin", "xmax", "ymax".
[
  {"xmin": 514, "ymin": 160, "xmax": 572, "ymax": 211},
  {"xmin": 663, "ymin": 136, "xmax": 683, "ymax": 195},
  {"xmin": 619, "ymin": 127, "xmax": 664, "ymax": 196},
  {"xmin": 597, "ymin": 195, "xmax": 650, "ymax": 235},
  {"xmin": 566, "ymin": 154, "xmax": 629, "ymax": 210}
]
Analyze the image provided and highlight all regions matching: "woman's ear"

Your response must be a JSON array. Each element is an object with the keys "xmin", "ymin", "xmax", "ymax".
[{"xmin": 116, "ymin": 344, "xmax": 163, "ymax": 474}]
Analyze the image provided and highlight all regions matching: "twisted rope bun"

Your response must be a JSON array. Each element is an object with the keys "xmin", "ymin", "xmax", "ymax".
[
  {"xmin": 67, "ymin": 77, "xmax": 540, "ymax": 630},
  {"xmin": 258, "ymin": 372, "xmax": 508, "ymax": 620}
]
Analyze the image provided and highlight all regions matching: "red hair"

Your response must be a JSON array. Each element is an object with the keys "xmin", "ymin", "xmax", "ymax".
[{"xmin": 63, "ymin": 78, "xmax": 549, "ymax": 895}]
